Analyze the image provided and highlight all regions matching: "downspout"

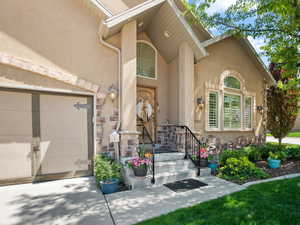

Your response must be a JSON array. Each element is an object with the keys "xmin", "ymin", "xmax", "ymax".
[{"xmin": 98, "ymin": 21, "xmax": 122, "ymax": 132}]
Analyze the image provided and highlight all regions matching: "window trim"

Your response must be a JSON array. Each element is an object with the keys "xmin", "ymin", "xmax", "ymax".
[{"xmin": 136, "ymin": 40, "xmax": 158, "ymax": 80}]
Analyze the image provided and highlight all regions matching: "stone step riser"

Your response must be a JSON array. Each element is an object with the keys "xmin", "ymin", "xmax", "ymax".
[
  {"xmin": 154, "ymin": 162, "xmax": 195, "ymax": 174},
  {"xmin": 154, "ymin": 153, "xmax": 185, "ymax": 162}
]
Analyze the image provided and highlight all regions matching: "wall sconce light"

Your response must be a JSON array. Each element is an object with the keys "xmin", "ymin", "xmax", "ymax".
[
  {"xmin": 197, "ymin": 97, "xmax": 205, "ymax": 109},
  {"xmin": 107, "ymin": 85, "xmax": 118, "ymax": 102},
  {"xmin": 257, "ymin": 106, "xmax": 264, "ymax": 114}
]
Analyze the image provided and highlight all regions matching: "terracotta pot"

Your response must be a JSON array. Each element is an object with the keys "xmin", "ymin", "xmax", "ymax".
[{"xmin": 132, "ymin": 165, "xmax": 148, "ymax": 177}]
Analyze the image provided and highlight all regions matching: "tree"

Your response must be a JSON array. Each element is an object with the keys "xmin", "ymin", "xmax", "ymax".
[
  {"xmin": 267, "ymin": 63, "xmax": 298, "ymax": 146},
  {"xmin": 184, "ymin": 0, "xmax": 300, "ymax": 92}
]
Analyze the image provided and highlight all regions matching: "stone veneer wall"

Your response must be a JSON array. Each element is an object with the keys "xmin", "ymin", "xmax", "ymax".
[{"xmin": 156, "ymin": 125, "xmax": 185, "ymax": 153}]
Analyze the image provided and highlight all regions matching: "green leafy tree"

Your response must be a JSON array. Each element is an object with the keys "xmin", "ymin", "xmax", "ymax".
[
  {"xmin": 184, "ymin": 0, "xmax": 300, "ymax": 91},
  {"xmin": 267, "ymin": 63, "xmax": 298, "ymax": 146}
]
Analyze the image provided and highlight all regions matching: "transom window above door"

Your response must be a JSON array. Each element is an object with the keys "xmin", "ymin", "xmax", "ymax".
[{"xmin": 137, "ymin": 41, "xmax": 157, "ymax": 79}]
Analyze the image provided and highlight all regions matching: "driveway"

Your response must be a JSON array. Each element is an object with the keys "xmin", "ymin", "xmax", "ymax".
[
  {"xmin": 266, "ymin": 136, "xmax": 300, "ymax": 145},
  {"xmin": 0, "ymin": 177, "xmax": 114, "ymax": 225}
]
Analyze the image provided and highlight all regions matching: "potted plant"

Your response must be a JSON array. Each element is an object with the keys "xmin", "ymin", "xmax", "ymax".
[
  {"xmin": 127, "ymin": 145, "xmax": 151, "ymax": 177},
  {"xmin": 207, "ymin": 147, "xmax": 220, "ymax": 172},
  {"xmin": 268, "ymin": 152, "xmax": 281, "ymax": 169},
  {"xmin": 198, "ymin": 148, "xmax": 209, "ymax": 167},
  {"xmin": 94, "ymin": 154, "xmax": 121, "ymax": 194}
]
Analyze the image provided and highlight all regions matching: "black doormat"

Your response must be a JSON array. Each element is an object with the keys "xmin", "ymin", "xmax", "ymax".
[{"xmin": 164, "ymin": 179, "xmax": 208, "ymax": 193}]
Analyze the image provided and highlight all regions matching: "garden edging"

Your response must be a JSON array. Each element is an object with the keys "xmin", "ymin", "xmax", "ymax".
[{"xmin": 242, "ymin": 173, "xmax": 300, "ymax": 187}]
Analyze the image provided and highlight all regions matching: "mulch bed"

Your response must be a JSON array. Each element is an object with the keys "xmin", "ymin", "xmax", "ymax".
[{"xmin": 256, "ymin": 160, "xmax": 300, "ymax": 178}]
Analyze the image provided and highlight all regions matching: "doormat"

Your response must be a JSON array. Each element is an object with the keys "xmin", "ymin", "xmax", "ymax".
[{"xmin": 164, "ymin": 179, "xmax": 208, "ymax": 193}]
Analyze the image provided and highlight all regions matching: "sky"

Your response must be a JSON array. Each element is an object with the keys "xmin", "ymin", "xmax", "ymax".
[{"xmin": 188, "ymin": 0, "xmax": 268, "ymax": 65}]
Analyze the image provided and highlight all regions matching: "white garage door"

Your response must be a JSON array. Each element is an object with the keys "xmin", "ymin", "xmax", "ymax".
[
  {"xmin": 0, "ymin": 89, "xmax": 93, "ymax": 185},
  {"xmin": 39, "ymin": 94, "xmax": 89, "ymax": 175},
  {"xmin": 0, "ymin": 91, "xmax": 33, "ymax": 180}
]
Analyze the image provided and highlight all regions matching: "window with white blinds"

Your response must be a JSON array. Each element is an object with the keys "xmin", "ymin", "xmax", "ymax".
[
  {"xmin": 224, "ymin": 94, "xmax": 241, "ymax": 129},
  {"xmin": 244, "ymin": 97, "xmax": 252, "ymax": 129},
  {"xmin": 137, "ymin": 42, "xmax": 156, "ymax": 79},
  {"xmin": 208, "ymin": 92, "xmax": 219, "ymax": 128}
]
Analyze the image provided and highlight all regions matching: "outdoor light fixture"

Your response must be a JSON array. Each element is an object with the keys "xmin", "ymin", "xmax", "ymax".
[
  {"xmin": 108, "ymin": 85, "xmax": 118, "ymax": 102},
  {"xmin": 197, "ymin": 97, "xmax": 205, "ymax": 109},
  {"xmin": 257, "ymin": 106, "xmax": 264, "ymax": 114}
]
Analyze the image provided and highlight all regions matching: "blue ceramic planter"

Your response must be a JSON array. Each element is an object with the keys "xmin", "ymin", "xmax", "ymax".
[
  {"xmin": 268, "ymin": 159, "xmax": 281, "ymax": 169},
  {"xmin": 208, "ymin": 163, "xmax": 218, "ymax": 171},
  {"xmin": 100, "ymin": 178, "xmax": 119, "ymax": 194}
]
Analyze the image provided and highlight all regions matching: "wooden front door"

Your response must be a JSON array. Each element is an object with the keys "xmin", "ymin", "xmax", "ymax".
[{"xmin": 137, "ymin": 86, "xmax": 157, "ymax": 141}]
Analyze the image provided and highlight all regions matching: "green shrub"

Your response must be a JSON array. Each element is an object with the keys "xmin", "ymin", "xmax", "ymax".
[
  {"xmin": 94, "ymin": 155, "xmax": 121, "ymax": 184},
  {"xmin": 219, "ymin": 149, "xmax": 248, "ymax": 165},
  {"xmin": 284, "ymin": 145, "xmax": 300, "ymax": 160},
  {"xmin": 243, "ymin": 146, "xmax": 263, "ymax": 162},
  {"xmin": 217, "ymin": 157, "xmax": 269, "ymax": 183},
  {"xmin": 268, "ymin": 151, "xmax": 287, "ymax": 161}
]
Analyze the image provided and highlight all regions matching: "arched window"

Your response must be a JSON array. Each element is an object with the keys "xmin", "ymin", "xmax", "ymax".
[
  {"xmin": 207, "ymin": 71, "xmax": 254, "ymax": 131},
  {"xmin": 137, "ymin": 41, "xmax": 157, "ymax": 79},
  {"xmin": 224, "ymin": 76, "xmax": 241, "ymax": 89}
]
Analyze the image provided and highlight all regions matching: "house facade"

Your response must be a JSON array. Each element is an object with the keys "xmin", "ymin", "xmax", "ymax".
[{"xmin": 0, "ymin": 0, "xmax": 274, "ymax": 185}]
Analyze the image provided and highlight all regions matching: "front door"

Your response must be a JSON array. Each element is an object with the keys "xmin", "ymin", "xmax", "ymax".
[{"xmin": 137, "ymin": 86, "xmax": 157, "ymax": 141}]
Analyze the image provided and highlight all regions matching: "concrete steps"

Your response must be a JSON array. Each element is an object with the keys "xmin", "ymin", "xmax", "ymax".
[{"xmin": 122, "ymin": 152, "xmax": 211, "ymax": 190}]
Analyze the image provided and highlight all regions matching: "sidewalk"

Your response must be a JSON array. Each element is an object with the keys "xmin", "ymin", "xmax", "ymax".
[
  {"xmin": 267, "ymin": 136, "xmax": 300, "ymax": 145},
  {"xmin": 106, "ymin": 176, "xmax": 244, "ymax": 225}
]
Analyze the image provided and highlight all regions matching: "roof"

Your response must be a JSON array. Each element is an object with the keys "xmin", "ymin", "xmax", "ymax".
[
  {"xmin": 101, "ymin": 0, "xmax": 208, "ymax": 62},
  {"xmin": 91, "ymin": 0, "xmax": 275, "ymax": 83}
]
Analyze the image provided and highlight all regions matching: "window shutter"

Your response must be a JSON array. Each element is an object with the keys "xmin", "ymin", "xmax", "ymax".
[
  {"xmin": 224, "ymin": 76, "xmax": 241, "ymax": 89},
  {"xmin": 244, "ymin": 97, "xmax": 252, "ymax": 129},
  {"xmin": 137, "ymin": 42, "xmax": 156, "ymax": 78},
  {"xmin": 208, "ymin": 92, "xmax": 219, "ymax": 128},
  {"xmin": 224, "ymin": 94, "xmax": 241, "ymax": 129}
]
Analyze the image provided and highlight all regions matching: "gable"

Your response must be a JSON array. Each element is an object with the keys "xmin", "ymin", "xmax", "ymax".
[{"xmin": 197, "ymin": 37, "xmax": 267, "ymax": 92}]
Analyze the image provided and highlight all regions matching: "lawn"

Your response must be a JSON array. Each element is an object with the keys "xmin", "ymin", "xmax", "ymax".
[
  {"xmin": 267, "ymin": 132, "xmax": 300, "ymax": 137},
  {"xmin": 136, "ymin": 176, "xmax": 300, "ymax": 225}
]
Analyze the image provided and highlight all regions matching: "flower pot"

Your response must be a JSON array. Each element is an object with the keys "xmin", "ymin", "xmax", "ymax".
[
  {"xmin": 208, "ymin": 162, "xmax": 218, "ymax": 171},
  {"xmin": 199, "ymin": 159, "xmax": 208, "ymax": 167},
  {"xmin": 268, "ymin": 159, "xmax": 281, "ymax": 169},
  {"xmin": 132, "ymin": 165, "xmax": 148, "ymax": 177},
  {"xmin": 100, "ymin": 178, "xmax": 119, "ymax": 194}
]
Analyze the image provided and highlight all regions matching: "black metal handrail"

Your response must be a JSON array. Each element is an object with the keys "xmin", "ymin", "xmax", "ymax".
[
  {"xmin": 137, "ymin": 124, "xmax": 155, "ymax": 184},
  {"xmin": 175, "ymin": 125, "xmax": 205, "ymax": 176}
]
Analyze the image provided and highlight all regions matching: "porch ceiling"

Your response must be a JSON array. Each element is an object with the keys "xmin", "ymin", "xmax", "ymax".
[{"xmin": 102, "ymin": 0, "xmax": 207, "ymax": 63}]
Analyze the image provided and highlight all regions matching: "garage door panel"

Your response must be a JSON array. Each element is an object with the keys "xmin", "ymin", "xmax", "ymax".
[
  {"xmin": 40, "ymin": 94, "xmax": 89, "ymax": 175},
  {"xmin": 0, "ymin": 91, "xmax": 32, "ymax": 180},
  {"xmin": 40, "ymin": 140, "xmax": 89, "ymax": 174},
  {"xmin": 40, "ymin": 96, "xmax": 88, "ymax": 139}
]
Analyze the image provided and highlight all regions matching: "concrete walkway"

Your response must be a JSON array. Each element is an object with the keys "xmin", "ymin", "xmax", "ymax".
[
  {"xmin": 0, "ymin": 177, "xmax": 114, "ymax": 225},
  {"xmin": 267, "ymin": 136, "xmax": 300, "ymax": 145},
  {"xmin": 106, "ymin": 176, "xmax": 244, "ymax": 225}
]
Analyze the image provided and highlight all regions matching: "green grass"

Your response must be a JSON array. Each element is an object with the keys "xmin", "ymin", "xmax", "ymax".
[
  {"xmin": 136, "ymin": 177, "xmax": 300, "ymax": 225},
  {"xmin": 267, "ymin": 132, "xmax": 300, "ymax": 137}
]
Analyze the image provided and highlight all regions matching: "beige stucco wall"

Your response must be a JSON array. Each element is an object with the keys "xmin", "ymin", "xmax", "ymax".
[
  {"xmin": 195, "ymin": 37, "xmax": 266, "ymax": 142},
  {"xmin": 168, "ymin": 57, "xmax": 179, "ymax": 123},
  {"xmin": 0, "ymin": 0, "xmax": 119, "ymax": 153},
  {"xmin": 136, "ymin": 33, "xmax": 169, "ymax": 124}
]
